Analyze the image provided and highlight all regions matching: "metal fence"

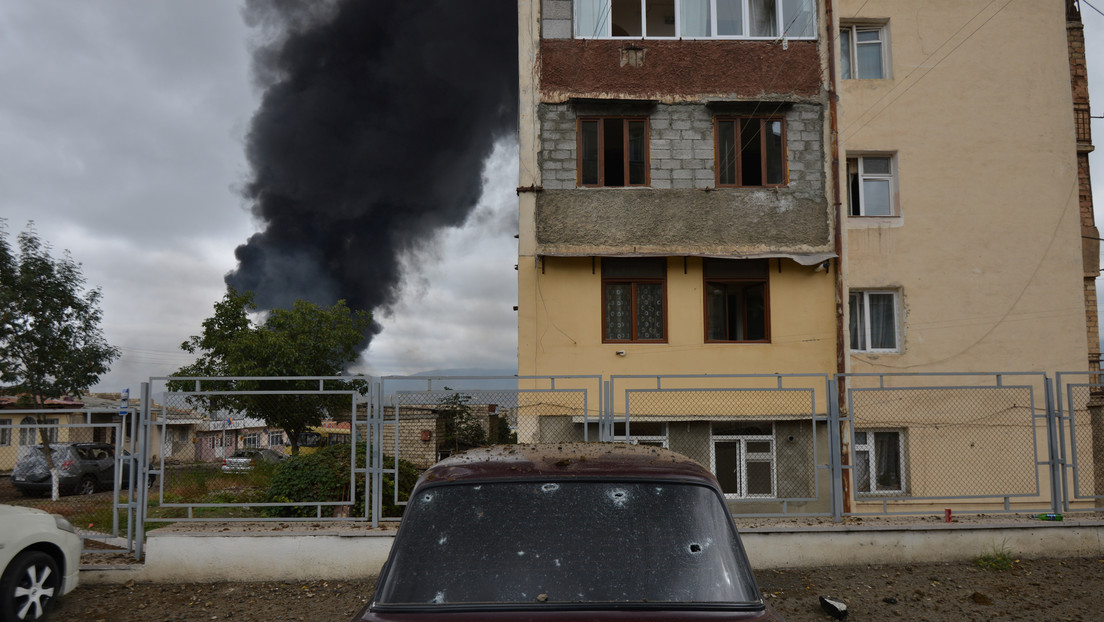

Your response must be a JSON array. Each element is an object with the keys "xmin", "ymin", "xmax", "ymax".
[
  {"xmin": 1056, "ymin": 372, "xmax": 1104, "ymax": 515},
  {"xmin": 841, "ymin": 372, "xmax": 1055, "ymax": 517},
  {"xmin": 0, "ymin": 410, "xmax": 143, "ymax": 558},
  {"xmin": 33, "ymin": 369, "xmax": 1095, "ymax": 557}
]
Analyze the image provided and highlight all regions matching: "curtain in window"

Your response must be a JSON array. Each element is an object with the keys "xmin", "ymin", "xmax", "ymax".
[
  {"xmin": 636, "ymin": 283, "xmax": 664, "ymax": 339},
  {"xmin": 868, "ymin": 293, "xmax": 896, "ymax": 349},
  {"xmin": 780, "ymin": 0, "xmax": 815, "ymax": 37},
  {"xmin": 854, "ymin": 448, "xmax": 871, "ymax": 492},
  {"xmin": 848, "ymin": 293, "xmax": 865, "ymax": 350},
  {"xmin": 748, "ymin": 0, "xmax": 777, "ymax": 36},
  {"xmin": 680, "ymin": 0, "xmax": 711, "ymax": 36},
  {"xmin": 575, "ymin": 0, "xmax": 611, "ymax": 37},
  {"xmin": 840, "ymin": 29, "xmax": 852, "ymax": 79},
  {"xmin": 605, "ymin": 283, "xmax": 632, "ymax": 340},
  {"xmin": 874, "ymin": 432, "xmax": 901, "ymax": 489}
]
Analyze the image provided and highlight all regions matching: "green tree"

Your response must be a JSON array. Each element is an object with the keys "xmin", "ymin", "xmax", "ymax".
[
  {"xmin": 169, "ymin": 289, "xmax": 371, "ymax": 455},
  {"xmin": 437, "ymin": 389, "xmax": 487, "ymax": 453},
  {"xmin": 0, "ymin": 221, "xmax": 120, "ymax": 499}
]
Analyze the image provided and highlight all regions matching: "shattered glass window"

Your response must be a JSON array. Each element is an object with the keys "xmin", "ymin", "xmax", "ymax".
[{"xmin": 376, "ymin": 480, "xmax": 759, "ymax": 607}]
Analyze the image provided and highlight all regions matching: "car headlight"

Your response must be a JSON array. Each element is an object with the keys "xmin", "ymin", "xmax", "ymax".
[{"xmin": 54, "ymin": 515, "xmax": 77, "ymax": 534}]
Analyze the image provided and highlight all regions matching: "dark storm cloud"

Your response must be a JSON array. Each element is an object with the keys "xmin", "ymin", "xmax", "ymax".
[{"xmin": 227, "ymin": 0, "xmax": 518, "ymax": 334}]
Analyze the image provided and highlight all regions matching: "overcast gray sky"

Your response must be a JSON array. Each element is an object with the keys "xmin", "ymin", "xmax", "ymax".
[{"xmin": 1, "ymin": 2, "xmax": 1102, "ymax": 394}]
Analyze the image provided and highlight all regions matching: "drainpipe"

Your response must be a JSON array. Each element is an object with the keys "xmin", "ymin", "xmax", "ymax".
[{"xmin": 824, "ymin": 0, "xmax": 851, "ymax": 516}]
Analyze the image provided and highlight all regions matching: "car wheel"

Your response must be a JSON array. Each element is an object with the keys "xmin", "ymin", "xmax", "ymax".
[
  {"xmin": 0, "ymin": 550, "xmax": 61, "ymax": 622},
  {"xmin": 77, "ymin": 476, "xmax": 96, "ymax": 496}
]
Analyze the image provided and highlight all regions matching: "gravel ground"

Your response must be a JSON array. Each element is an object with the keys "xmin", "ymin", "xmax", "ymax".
[{"xmin": 52, "ymin": 557, "xmax": 1104, "ymax": 622}]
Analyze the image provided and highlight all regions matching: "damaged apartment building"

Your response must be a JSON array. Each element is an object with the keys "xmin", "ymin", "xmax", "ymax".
[{"xmin": 516, "ymin": 0, "xmax": 1099, "ymax": 508}]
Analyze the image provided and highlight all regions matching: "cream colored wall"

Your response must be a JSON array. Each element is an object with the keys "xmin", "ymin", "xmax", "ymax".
[
  {"xmin": 838, "ymin": 0, "xmax": 1088, "ymax": 374},
  {"xmin": 518, "ymin": 256, "xmax": 837, "ymax": 380}
]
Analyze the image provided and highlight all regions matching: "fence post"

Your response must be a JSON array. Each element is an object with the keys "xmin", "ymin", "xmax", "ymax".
[
  {"xmin": 1045, "ymin": 376, "xmax": 1064, "ymax": 515},
  {"xmin": 135, "ymin": 382, "xmax": 150, "ymax": 560},
  {"xmin": 828, "ymin": 376, "xmax": 843, "ymax": 523}
]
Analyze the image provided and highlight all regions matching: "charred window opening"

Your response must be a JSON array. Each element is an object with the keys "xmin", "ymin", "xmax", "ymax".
[
  {"xmin": 578, "ymin": 117, "xmax": 649, "ymax": 187},
  {"xmin": 704, "ymin": 258, "xmax": 769, "ymax": 342},
  {"xmin": 715, "ymin": 117, "xmax": 786, "ymax": 187}
]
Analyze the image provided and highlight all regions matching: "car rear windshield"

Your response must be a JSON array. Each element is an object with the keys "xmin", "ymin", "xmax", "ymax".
[{"xmin": 375, "ymin": 480, "xmax": 760, "ymax": 607}]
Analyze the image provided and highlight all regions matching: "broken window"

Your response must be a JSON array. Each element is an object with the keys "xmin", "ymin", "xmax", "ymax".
[
  {"xmin": 840, "ymin": 23, "xmax": 888, "ymax": 79},
  {"xmin": 847, "ymin": 155, "xmax": 895, "ymax": 216},
  {"xmin": 715, "ymin": 117, "xmax": 786, "ymax": 187},
  {"xmin": 603, "ymin": 257, "xmax": 666, "ymax": 342},
  {"xmin": 854, "ymin": 429, "xmax": 905, "ymax": 494},
  {"xmin": 575, "ymin": 0, "xmax": 816, "ymax": 39},
  {"xmin": 849, "ymin": 290, "xmax": 899, "ymax": 352},
  {"xmin": 704, "ymin": 258, "xmax": 769, "ymax": 342},
  {"xmin": 578, "ymin": 117, "xmax": 649, "ymax": 187}
]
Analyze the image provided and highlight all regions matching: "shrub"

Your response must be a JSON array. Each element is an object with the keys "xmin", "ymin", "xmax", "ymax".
[{"xmin": 263, "ymin": 443, "xmax": 419, "ymax": 518}]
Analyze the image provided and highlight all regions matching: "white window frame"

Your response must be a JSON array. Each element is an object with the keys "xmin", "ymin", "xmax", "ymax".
[
  {"xmin": 840, "ymin": 22, "xmax": 888, "ymax": 79},
  {"xmin": 574, "ymin": 0, "xmax": 817, "ymax": 40},
  {"xmin": 0, "ymin": 418, "xmax": 10, "ymax": 446},
  {"xmin": 710, "ymin": 423, "xmax": 777, "ymax": 499},
  {"xmin": 267, "ymin": 430, "xmax": 285, "ymax": 447},
  {"xmin": 848, "ymin": 154, "xmax": 896, "ymax": 217},
  {"xmin": 18, "ymin": 416, "xmax": 58, "ymax": 445},
  {"xmin": 853, "ymin": 429, "xmax": 905, "ymax": 495},
  {"xmin": 849, "ymin": 290, "xmax": 899, "ymax": 353},
  {"xmin": 241, "ymin": 432, "xmax": 260, "ymax": 449}
]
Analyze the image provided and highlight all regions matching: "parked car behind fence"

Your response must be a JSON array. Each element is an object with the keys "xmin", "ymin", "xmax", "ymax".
[
  {"xmin": 221, "ymin": 448, "xmax": 285, "ymax": 474},
  {"xmin": 10, "ymin": 443, "xmax": 149, "ymax": 497}
]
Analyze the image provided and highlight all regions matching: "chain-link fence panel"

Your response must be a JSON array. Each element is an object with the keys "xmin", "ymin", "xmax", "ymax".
[
  {"xmin": 612, "ymin": 374, "xmax": 833, "ymax": 517},
  {"xmin": 152, "ymin": 384, "xmax": 365, "ymax": 522},
  {"xmin": 847, "ymin": 380, "xmax": 1046, "ymax": 511},
  {"xmin": 1058, "ymin": 375, "xmax": 1104, "ymax": 511},
  {"xmin": 0, "ymin": 416, "xmax": 137, "ymax": 555},
  {"xmin": 374, "ymin": 376, "xmax": 602, "ymax": 518}
]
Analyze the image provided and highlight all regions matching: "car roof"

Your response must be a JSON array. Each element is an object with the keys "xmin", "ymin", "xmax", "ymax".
[{"xmin": 418, "ymin": 443, "xmax": 719, "ymax": 490}]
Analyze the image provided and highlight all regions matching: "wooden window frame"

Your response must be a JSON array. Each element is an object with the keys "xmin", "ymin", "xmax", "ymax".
[
  {"xmin": 713, "ymin": 116, "xmax": 788, "ymax": 188},
  {"xmin": 577, "ymin": 116, "xmax": 651, "ymax": 187},
  {"xmin": 602, "ymin": 259, "xmax": 667, "ymax": 343},
  {"xmin": 703, "ymin": 277, "xmax": 771, "ymax": 343}
]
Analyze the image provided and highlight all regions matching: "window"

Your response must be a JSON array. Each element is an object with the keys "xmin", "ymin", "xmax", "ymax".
[
  {"xmin": 715, "ymin": 117, "xmax": 786, "ymax": 187},
  {"xmin": 840, "ymin": 23, "xmax": 887, "ymax": 79},
  {"xmin": 704, "ymin": 258, "xmax": 769, "ymax": 342},
  {"xmin": 854, "ymin": 430, "xmax": 904, "ymax": 494},
  {"xmin": 18, "ymin": 416, "xmax": 58, "ymax": 445},
  {"xmin": 0, "ymin": 418, "xmax": 9, "ymax": 446},
  {"xmin": 575, "ymin": 0, "xmax": 817, "ymax": 39},
  {"xmin": 242, "ymin": 433, "xmax": 260, "ymax": 449},
  {"xmin": 849, "ymin": 290, "xmax": 898, "ymax": 352},
  {"xmin": 847, "ymin": 155, "xmax": 895, "ymax": 216},
  {"xmin": 267, "ymin": 430, "xmax": 285, "ymax": 447},
  {"xmin": 711, "ymin": 422, "xmax": 775, "ymax": 498},
  {"xmin": 578, "ymin": 117, "xmax": 649, "ymax": 187},
  {"xmin": 603, "ymin": 258, "xmax": 666, "ymax": 342}
]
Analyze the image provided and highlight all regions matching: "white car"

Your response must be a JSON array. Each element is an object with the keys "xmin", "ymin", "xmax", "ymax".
[{"xmin": 0, "ymin": 505, "xmax": 81, "ymax": 621}]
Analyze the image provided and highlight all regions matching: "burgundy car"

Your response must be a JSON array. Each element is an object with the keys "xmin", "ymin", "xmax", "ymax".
[{"xmin": 354, "ymin": 443, "xmax": 784, "ymax": 621}]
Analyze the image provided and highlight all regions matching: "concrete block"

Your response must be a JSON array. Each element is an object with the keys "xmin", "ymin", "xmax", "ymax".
[{"xmin": 542, "ymin": 20, "xmax": 572, "ymax": 39}]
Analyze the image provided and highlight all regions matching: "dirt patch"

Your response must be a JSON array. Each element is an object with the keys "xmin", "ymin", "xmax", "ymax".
[{"xmin": 53, "ymin": 558, "xmax": 1104, "ymax": 621}]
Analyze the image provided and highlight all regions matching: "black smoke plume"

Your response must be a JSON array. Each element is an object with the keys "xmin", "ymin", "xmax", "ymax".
[{"xmin": 228, "ymin": 0, "xmax": 518, "ymax": 342}]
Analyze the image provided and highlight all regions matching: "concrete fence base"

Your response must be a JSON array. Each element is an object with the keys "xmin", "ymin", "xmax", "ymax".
[{"xmin": 80, "ymin": 521, "xmax": 1104, "ymax": 585}]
